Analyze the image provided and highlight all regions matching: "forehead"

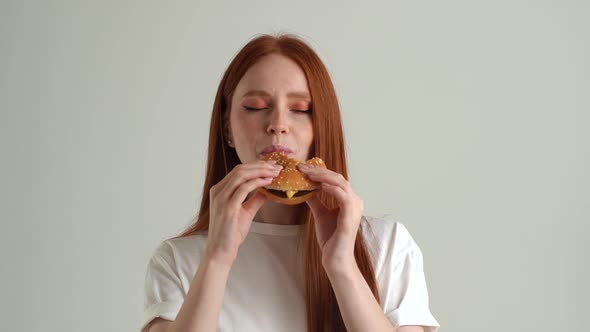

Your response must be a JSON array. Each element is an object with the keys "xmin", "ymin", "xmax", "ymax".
[{"xmin": 234, "ymin": 54, "xmax": 310, "ymax": 97}]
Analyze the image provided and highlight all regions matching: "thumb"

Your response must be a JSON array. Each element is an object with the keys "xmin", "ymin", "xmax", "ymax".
[
  {"xmin": 242, "ymin": 191, "xmax": 267, "ymax": 217},
  {"xmin": 306, "ymin": 195, "xmax": 330, "ymax": 220}
]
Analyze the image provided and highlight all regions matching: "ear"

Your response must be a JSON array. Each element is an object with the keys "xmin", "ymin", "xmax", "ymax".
[{"xmin": 223, "ymin": 111, "xmax": 234, "ymax": 148}]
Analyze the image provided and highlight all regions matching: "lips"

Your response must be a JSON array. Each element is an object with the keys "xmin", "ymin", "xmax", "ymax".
[{"xmin": 260, "ymin": 144, "xmax": 294, "ymax": 156}]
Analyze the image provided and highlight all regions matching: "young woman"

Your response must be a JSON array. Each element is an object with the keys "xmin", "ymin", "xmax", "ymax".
[{"xmin": 141, "ymin": 34, "xmax": 440, "ymax": 332}]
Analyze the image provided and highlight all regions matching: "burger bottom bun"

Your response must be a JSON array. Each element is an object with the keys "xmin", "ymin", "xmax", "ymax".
[{"xmin": 257, "ymin": 187, "xmax": 319, "ymax": 205}]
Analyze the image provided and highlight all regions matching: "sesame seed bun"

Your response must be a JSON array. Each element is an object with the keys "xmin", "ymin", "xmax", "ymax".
[{"xmin": 257, "ymin": 151, "xmax": 326, "ymax": 205}]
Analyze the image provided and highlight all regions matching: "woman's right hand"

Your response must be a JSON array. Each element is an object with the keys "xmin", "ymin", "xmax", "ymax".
[{"xmin": 205, "ymin": 159, "xmax": 283, "ymax": 267}]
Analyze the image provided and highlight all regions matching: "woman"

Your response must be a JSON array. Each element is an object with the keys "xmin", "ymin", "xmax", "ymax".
[{"xmin": 141, "ymin": 34, "xmax": 440, "ymax": 332}]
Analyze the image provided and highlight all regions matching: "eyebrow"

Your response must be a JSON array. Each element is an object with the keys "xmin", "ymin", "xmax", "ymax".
[{"xmin": 241, "ymin": 90, "xmax": 311, "ymax": 100}]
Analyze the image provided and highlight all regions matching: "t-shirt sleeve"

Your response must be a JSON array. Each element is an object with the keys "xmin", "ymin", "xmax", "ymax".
[
  {"xmin": 368, "ymin": 216, "xmax": 441, "ymax": 332},
  {"xmin": 141, "ymin": 241, "xmax": 185, "ymax": 332}
]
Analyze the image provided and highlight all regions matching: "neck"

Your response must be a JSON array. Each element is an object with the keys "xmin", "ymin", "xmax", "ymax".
[{"xmin": 254, "ymin": 199, "xmax": 307, "ymax": 225}]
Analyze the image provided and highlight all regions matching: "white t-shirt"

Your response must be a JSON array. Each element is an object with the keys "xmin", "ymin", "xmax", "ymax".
[{"xmin": 141, "ymin": 214, "xmax": 440, "ymax": 332}]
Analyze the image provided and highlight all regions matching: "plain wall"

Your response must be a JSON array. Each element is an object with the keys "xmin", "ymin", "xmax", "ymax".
[{"xmin": 1, "ymin": 0, "xmax": 588, "ymax": 331}]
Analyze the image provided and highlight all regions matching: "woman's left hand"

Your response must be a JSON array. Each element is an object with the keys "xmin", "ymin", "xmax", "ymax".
[{"xmin": 297, "ymin": 163, "xmax": 363, "ymax": 274}]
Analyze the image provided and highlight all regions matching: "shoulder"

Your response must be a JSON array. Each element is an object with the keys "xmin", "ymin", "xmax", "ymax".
[
  {"xmin": 361, "ymin": 214, "xmax": 422, "ymax": 269},
  {"xmin": 148, "ymin": 233, "xmax": 207, "ymax": 270},
  {"xmin": 362, "ymin": 214, "xmax": 417, "ymax": 249}
]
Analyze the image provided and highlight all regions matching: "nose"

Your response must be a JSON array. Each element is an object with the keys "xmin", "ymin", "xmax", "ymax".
[{"xmin": 266, "ymin": 109, "xmax": 288, "ymax": 135}]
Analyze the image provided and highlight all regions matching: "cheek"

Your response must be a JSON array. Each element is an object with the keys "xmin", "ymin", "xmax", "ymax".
[
  {"xmin": 302, "ymin": 118, "xmax": 314, "ymax": 137},
  {"xmin": 297, "ymin": 121, "xmax": 314, "ymax": 145},
  {"xmin": 231, "ymin": 116, "xmax": 260, "ymax": 139}
]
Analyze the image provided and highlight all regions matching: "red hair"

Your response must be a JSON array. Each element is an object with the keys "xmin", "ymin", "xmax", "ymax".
[{"xmin": 172, "ymin": 34, "xmax": 380, "ymax": 331}]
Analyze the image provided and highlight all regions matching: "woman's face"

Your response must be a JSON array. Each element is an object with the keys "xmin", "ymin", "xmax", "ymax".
[{"xmin": 228, "ymin": 54, "xmax": 314, "ymax": 164}]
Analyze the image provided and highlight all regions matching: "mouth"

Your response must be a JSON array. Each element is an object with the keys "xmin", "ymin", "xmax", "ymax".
[{"xmin": 260, "ymin": 144, "xmax": 294, "ymax": 156}]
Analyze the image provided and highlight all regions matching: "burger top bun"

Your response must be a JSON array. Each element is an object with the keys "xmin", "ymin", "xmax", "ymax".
[{"xmin": 260, "ymin": 151, "xmax": 326, "ymax": 191}]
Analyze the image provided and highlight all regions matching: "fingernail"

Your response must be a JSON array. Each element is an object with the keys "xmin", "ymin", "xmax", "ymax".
[{"xmin": 298, "ymin": 164, "xmax": 310, "ymax": 169}]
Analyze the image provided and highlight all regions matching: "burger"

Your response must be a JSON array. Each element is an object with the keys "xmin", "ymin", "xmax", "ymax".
[{"xmin": 257, "ymin": 151, "xmax": 326, "ymax": 205}]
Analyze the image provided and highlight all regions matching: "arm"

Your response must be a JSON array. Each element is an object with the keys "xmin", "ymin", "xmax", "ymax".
[
  {"xmin": 326, "ymin": 262, "xmax": 424, "ymax": 332},
  {"xmin": 297, "ymin": 165, "xmax": 433, "ymax": 332},
  {"xmin": 156, "ymin": 161, "xmax": 278, "ymax": 332},
  {"xmin": 145, "ymin": 162, "xmax": 281, "ymax": 332},
  {"xmin": 144, "ymin": 254, "xmax": 231, "ymax": 332},
  {"xmin": 163, "ymin": 255, "xmax": 231, "ymax": 332}
]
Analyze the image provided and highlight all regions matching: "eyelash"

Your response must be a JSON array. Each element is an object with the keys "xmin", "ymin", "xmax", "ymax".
[{"xmin": 243, "ymin": 106, "xmax": 311, "ymax": 113}]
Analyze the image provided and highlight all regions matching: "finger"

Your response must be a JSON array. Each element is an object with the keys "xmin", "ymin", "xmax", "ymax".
[
  {"xmin": 319, "ymin": 182, "xmax": 349, "ymax": 204},
  {"xmin": 320, "ymin": 183, "xmax": 363, "ymax": 231},
  {"xmin": 213, "ymin": 160, "xmax": 279, "ymax": 193},
  {"xmin": 307, "ymin": 196, "xmax": 337, "ymax": 245},
  {"xmin": 218, "ymin": 164, "xmax": 282, "ymax": 201},
  {"xmin": 299, "ymin": 165, "xmax": 351, "ymax": 192},
  {"xmin": 229, "ymin": 176, "xmax": 274, "ymax": 209},
  {"xmin": 242, "ymin": 191, "xmax": 268, "ymax": 217},
  {"xmin": 306, "ymin": 195, "xmax": 331, "ymax": 220},
  {"xmin": 317, "ymin": 184, "xmax": 362, "ymax": 234}
]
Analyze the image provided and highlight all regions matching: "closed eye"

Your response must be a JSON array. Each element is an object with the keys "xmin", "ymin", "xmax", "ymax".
[
  {"xmin": 292, "ymin": 109, "xmax": 312, "ymax": 113},
  {"xmin": 243, "ymin": 106, "xmax": 311, "ymax": 113},
  {"xmin": 243, "ymin": 106, "xmax": 266, "ymax": 111}
]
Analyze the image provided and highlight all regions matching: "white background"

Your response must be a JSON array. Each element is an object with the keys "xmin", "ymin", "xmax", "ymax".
[{"xmin": 1, "ymin": 0, "xmax": 588, "ymax": 331}]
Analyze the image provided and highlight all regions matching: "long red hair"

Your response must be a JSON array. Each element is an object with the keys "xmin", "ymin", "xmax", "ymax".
[{"xmin": 173, "ymin": 34, "xmax": 380, "ymax": 331}]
